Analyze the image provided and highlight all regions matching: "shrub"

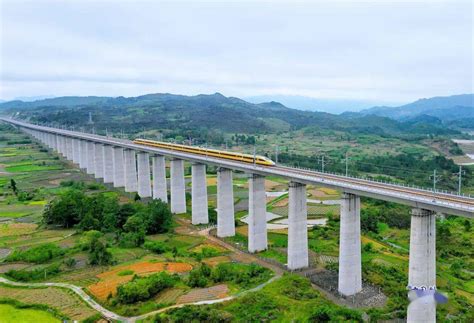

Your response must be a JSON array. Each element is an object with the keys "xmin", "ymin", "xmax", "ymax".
[
  {"xmin": 309, "ymin": 305, "xmax": 363, "ymax": 322},
  {"xmin": 226, "ymin": 291, "xmax": 280, "ymax": 322},
  {"xmin": 144, "ymin": 241, "xmax": 168, "ymax": 254},
  {"xmin": 6, "ymin": 243, "xmax": 65, "ymax": 264},
  {"xmin": 5, "ymin": 263, "xmax": 61, "ymax": 282},
  {"xmin": 117, "ymin": 272, "xmax": 178, "ymax": 303},
  {"xmin": 280, "ymin": 275, "xmax": 318, "ymax": 300},
  {"xmin": 160, "ymin": 305, "xmax": 232, "ymax": 322}
]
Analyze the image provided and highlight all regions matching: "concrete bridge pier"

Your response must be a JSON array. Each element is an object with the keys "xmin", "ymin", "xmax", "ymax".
[
  {"xmin": 217, "ymin": 168, "xmax": 235, "ymax": 237},
  {"xmin": 60, "ymin": 136, "xmax": 67, "ymax": 157},
  {"xmin": 112, "ymin": 147, "xmax": 125, "ymax": 187},
  {"xmin": 407, "ymin": 208, "xmax": 436, "ymax": 323},
  {"xmin": 170, "ymin": 159, "xmax": 186, "ymax": 214},
  {"xmin": 72, "ymin": 139, "xmax": 80, "ymax": 164},
  {"xmin": 191, "ymin": 163, "xmax": 209, "ymax": 224},
  {"xmin": 248, "ymin": 174, "xmax": 267, "ymax": 253},
  {"xmin": 50, "ymin": 134, "xmax": 58, "ymax": 151},
  {"xmin": 55, "ymin": 135, "xmax": 61, "ymax": 155},
  {"xmin": 287, "ymin": 181, "xmax": 309, "ymax": 270},
  {"xmin": 103, "ymin": 145, "xmax": 114, "ymax": 184},
  {"xmin": 66, "ymin": 137, "xmax": 73, "ymax": 161},
  {"xmin": 137, "ymin": 152, "xmax": 152, "ymax": 198},
  {"xmin": 57, "ymin": 135, "xmax": 65, "ymax": 156},
  {"xmin": 94, "ymin": 143, "xmax": 104, "ymax": 179},
  {"xmin": 152, "ymin": 155, "xmax": 168, "ymax": 203},
  {"xmin": 338, "ymin": 193, "xmax": 362, "ymax": 296},
  {"xmin": 86, "ymin": 141, "xmax": 96, "ymax": 175},
  {"xmin": 80, "ymin": 140, "xmax": 88, "ymax": 170},
  {"xmin": 124, "ymin": 149, "xmax": 138, "ymax": 192}
]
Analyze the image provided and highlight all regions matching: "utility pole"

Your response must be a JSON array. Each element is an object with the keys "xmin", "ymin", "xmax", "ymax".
[
  {"xmin": 253, "ymin": 145, "xmax": 257, "ymax": 167},
  {"xmin": 454, "ymin": 165, "xmax": 466, "ymax": 195},
  {"xmin": 319, "ymin": 155, "xmax": 327, "ymax": 173},
  {"xmin": 275, "ymin": 145, "xmax": 279, "ymax": 164},
  {"xmin": 430, "ymin": 169, "xmax": 441, "ymax": 191},
  {"xmin": 345, "ymin": 152, "xmax": 350, "ymax": 177}
]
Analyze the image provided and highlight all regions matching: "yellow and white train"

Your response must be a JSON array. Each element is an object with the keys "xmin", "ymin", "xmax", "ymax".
[{"xmin": 133, "ymin": 138, "xmax": 275, "ymax": 166}]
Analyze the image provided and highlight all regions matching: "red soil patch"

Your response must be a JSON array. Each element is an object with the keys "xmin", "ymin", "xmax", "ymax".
[{"xmin": 88, "ymin": 261, "xmax": 192, "ymax": 300}]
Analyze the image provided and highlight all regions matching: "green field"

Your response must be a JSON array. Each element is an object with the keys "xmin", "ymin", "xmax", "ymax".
[{"xmin": 0, "ymin": 304, "xmax": 59, "ymax": 323}]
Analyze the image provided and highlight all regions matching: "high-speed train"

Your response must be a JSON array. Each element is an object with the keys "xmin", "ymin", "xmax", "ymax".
[{"xmin": 133, "ymin": 138, "xmax": 276, "ymax": 166}]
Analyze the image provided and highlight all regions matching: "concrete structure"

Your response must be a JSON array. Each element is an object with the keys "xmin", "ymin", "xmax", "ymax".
[
  {"xmin": 4, "ymin": 117, "xmax": 474, "ymax": 323},
  {"xmin": 72, "ymin": 139, "xmax": 80, "ymax": 165},
  {"xmin": 103, "ymin": 145, "xmax": 114, "ymax": 184},
  {"xmin": 170, "ymin": 159, "xmax": 186, "ymax": 214},
  {"xmin": 248, "ymin": 174, "xmax": 267, "ymax": 253},
  {"xmin": 152, "ymin": 155, "xmax": 168, "ymax": 202},
  {"xmin": 112, "ymin": 147, "xmax": 125, "ymax": 187},
  {"xmin": 407, "ymin": 208, "xmax": 436, "ymax": 323},
  {"xmin": 123, "ymin": 149, "xmax": 138, "ymax": 192},
  {"xmin": 338, "ymin": 193, "xmax": 362, "ymax": 296},
  {"xmin": 217, "ymin": 168, "xmax": 235, "ymax": 237},
  {"xmin": 287, "ymin": 182, "xmax": 309, "ymax": 270},
  {"xmin": 80, "ymin": 140, "xmax": 88, "ymax": 169},
  {"xmin": 66, "ymin": 137, "xmax": 73, "ymax": 160},
  {"xmin": 86, "ymin": 141, "xmax": 95, "ymax": 175},
  {"xmin": 94, "ymin": 143, "xmax": 104, "ymax": 179},
  {"xmin": 191, "ymin": 163, "xmax": 208, "ymax": 224},
  {"xmin": 137, "ymin": 152, "xmax": 152, "ymax": 198}
]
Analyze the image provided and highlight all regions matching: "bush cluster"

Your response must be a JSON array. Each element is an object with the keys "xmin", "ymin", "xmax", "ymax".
[
  {"xmin": 6, "ymin": 243, "xmax": 65, "ymax": 264},
  {"xmin": 116, "ymin": 272, "xmax": 178, "ymax": 304}
]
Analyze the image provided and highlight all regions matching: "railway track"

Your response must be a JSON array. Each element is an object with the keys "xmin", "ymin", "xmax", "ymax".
[{"xmin": 274, "ymin": 165, "xmax": 474, "ymax": 207}]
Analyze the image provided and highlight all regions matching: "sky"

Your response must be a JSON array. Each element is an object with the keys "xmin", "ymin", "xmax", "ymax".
[{"xmin": 0, "ymin": 0, "xmax": 472, "ymax": 107}]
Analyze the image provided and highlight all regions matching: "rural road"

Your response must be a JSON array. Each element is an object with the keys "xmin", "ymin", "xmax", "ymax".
[
  {"xmin": 0, "ymin": 226, "xmax": 282, "ymax": 322},
  {"xmin": 0, "ymin": 276, "xmax": 128, "ymax": 321}
]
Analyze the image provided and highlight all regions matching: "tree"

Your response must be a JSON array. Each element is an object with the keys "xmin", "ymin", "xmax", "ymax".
[
  {"xmin": 43, "ymin": 189, "xmax": 87, "ymax": 228},
  {"xmin": 121, "ymin": 215, "xmax": 146, "ymax": 247},
  {"xmin": 10, "ymin": 179, "xmax": 17, "ymax": 195},
  {"xmin": 134, "ymin": 193, "xmax": 141, "ymax": 201},
  {"xmin": 140, "ymin": 200, "xmax": 173, "ymax": 234},
  {"xmin": 88, "ymin": 235, "xmax": 113, "ymax": 265},
  {"xmin": 361, "ymin": 209, "xmax": 379, "ymax": 234}
]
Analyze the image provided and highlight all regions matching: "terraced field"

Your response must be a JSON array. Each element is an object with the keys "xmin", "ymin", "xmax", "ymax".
[
  {"xmin": 0, "ymin": 286, "xmax": 98, "ymax": 321},
  {"xmin": 88, "ymin": 261, "xmax": 193, "ymax": 300}
]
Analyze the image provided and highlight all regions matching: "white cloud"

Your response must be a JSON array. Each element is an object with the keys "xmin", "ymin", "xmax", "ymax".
[{"xmin": 0, "ymin": 0, "xmax": 472, "ymax": 102}]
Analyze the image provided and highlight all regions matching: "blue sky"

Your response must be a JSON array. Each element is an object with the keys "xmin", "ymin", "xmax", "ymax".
[{"xmin": 0, "ymin": 0, "xmax": 472, "ymax": 105}]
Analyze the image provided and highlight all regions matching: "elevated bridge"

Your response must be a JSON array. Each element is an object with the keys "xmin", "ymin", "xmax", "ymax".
[{"xmin": 2, "ymin": 117, "xmax": 472, "ymax": 322}]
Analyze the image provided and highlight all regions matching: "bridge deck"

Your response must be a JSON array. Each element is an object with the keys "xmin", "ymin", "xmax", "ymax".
[{"xmin": 2, "ymin": 117, "xmax": 473, "ymax": 217}]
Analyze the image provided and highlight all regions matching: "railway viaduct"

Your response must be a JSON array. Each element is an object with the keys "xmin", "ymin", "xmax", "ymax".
[{"xmin": 1, "ymin": 117, "xmax": 473, "ymax": 322}]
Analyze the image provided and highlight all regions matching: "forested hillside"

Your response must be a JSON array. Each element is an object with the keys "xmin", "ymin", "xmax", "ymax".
[{"xmin": 0, "ymin": 93, "xmax": 462, "ymax": 137}]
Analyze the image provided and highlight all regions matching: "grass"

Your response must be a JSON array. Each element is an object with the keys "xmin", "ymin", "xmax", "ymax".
[
  {"xmin": 0, "ymin": 304, "xmax": 59, "ymax": 323},
  {"xmin": 0, "ymin": 286, "xmax": 98, "ymax": 321}
]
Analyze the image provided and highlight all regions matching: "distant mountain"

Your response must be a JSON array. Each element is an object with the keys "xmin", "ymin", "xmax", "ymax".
[
  {"xmin": 0, "ymin": 96, "xmax": 110, "ymax": 109},
  {"xmin": 0, "ymin": 92, "xmax": 459, "ymax": 137},
  {"xmin": 14, "ymin": 95, "xmax": 56, "ymax": 102},
  {"xmin": 361, "ymin": 94, "xmax": 474, "ymax": 120},
  {"xmin": 245, "ymin": 95, "xmax": 402, "ymax": 114}
]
